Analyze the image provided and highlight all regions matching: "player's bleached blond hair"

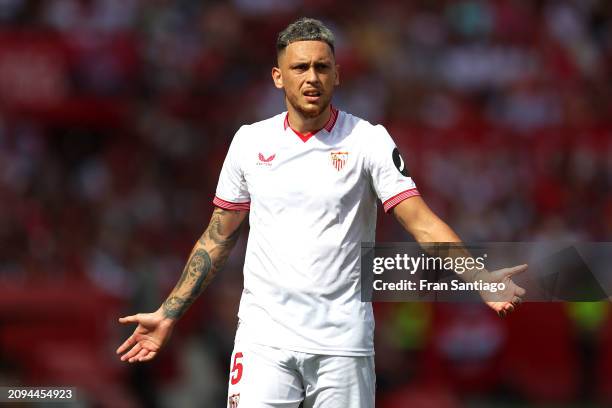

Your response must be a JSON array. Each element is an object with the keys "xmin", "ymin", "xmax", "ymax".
[{"xmin": 276, "ymin": 17, "xmax": 335, "ymax": 57}]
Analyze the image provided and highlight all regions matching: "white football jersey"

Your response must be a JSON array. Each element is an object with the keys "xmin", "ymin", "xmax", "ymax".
[{"xmin": 214, "ymin": 107, "xmax": 419, "ymax": 356}]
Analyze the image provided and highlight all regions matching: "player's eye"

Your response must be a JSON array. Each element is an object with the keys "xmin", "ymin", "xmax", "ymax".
[{"xmin": 293, "ymin": 64, "xmax": 308, "ymax": 72}]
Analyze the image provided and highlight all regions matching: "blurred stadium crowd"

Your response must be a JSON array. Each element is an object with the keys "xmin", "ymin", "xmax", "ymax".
[{"xmin": 0, "ymin": 0, "xmax": 611, "ymax": 407}]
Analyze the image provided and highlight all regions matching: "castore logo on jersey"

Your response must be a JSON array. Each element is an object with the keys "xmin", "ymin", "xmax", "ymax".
[{"xmin": 257, "ymin": 153, "xmax": 276, "ymax": 166}]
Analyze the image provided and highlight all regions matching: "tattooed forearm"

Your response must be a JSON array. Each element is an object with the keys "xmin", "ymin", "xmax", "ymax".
[
  {"xmin": 162, "ymin": 208, "xmax": 246, "ymax": 320},
  {"xmin": 162, "ymin": 296, "xmax": 188, "ymax": 319},
  {"xmin": 162, "ymin": 249, "xmax": 212, "ymax": 319}
]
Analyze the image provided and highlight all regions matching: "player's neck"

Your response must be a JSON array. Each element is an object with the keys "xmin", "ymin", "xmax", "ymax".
[{"xmin": 286, "ymin": 105, "xmax": 331, "ymax": 134}]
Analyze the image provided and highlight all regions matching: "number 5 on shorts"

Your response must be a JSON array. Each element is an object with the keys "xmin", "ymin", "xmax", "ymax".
[{"xmin": 230, "ymin": 352, "xmax": 244, "ymax": 385}]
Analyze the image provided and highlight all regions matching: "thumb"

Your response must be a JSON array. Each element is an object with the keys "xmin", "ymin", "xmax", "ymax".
[
  {"xmin": 118, "ymin": 314, "xmax": 141, "ymax": 324},
  {"xmin": 501, "ymin": 264, "xmax": 528, "ymax": 278}
]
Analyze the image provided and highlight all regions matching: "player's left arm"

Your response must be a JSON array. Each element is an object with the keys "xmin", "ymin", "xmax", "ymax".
[{"xmin": 392, "ymin": 196, "xmax": 526, "ymax": 317}]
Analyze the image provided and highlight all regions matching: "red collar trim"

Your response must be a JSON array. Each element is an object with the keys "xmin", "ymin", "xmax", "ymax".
[{"xmin": 283, "ymin": 106, "xmax": 339, "ymax": 142}]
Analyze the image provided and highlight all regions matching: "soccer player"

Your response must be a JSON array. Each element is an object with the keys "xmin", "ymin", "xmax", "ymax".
[{"xmin": 117, "ymin": 18, "xmax": 526, "ymax": 407}]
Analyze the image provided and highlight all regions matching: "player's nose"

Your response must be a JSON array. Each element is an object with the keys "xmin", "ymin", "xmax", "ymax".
[{"xmin": 305, "ymin": 66, "xmax": 320, "ymax": 83}]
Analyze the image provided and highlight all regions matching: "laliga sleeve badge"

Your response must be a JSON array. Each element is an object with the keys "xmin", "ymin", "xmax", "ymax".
[{"xmin": 392, "ymin": 147, "xmax": 410, "ymax": 177}]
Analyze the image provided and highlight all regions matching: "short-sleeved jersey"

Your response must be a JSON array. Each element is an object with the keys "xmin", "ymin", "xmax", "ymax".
[{"xmin": 214, "ymin": 107, "xmax": 419, "ymax": 356}]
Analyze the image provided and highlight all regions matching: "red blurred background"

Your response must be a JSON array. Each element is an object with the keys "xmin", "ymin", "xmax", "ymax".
[{"xmin": 0, "ymin": 0, "xmax": 610, "ymax": 407}]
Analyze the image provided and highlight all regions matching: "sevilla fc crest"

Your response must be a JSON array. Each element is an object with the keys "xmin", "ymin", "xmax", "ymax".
[{"xmin": 330, "ymin": 152, "xmax": 348, "ymax": 171}]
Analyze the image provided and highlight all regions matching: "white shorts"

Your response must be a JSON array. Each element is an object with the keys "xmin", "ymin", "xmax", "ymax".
[{"xmin": 226, "ymin": 328, "xmax": 375, "ymax": 408}]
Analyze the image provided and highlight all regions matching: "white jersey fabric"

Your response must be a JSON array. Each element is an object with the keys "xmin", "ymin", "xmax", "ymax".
[{"xmin": 214, "ymin": 107, "xmax": 419, "ymax": 356}]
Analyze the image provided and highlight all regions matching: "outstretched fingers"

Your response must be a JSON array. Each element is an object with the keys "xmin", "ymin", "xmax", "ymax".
[
  {"xmin": 129, "ymin": 347, "xmax": 154, "ymax": 363},
  {"xmin": 502, "ymin": 264, "xmax": 528, "ymax": 278},
  {"xmin": 117, "ymin": 314, "xmax": 146, "ymax": 359},
  {"xmin": 116, "ymin": 335, "xmax": 136, "ymax": 355},
  {"xmin": 138, "ymin": 350, "xmax": 157, "ymax": 362},
  {"xmin": 494, "ymin": 303, "xmax": 506, "ymax": 317},
  {"xmin": 118, "ymin": 314, "xmax": 141, "ymax": 324},
  {"xmin": 120, "ymin": 343, "xmax": 142, "ymax": 362},
  {"xmin": 498, "ymin": 295, "xmax": 523, "ymax": 317}
]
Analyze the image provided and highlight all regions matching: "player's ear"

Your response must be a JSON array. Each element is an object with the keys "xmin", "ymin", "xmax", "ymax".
[
  {"xmin": 272, "ymin": 66, "xmax": 283, "ymax": 89},
  {"xmin": 334, "ymin": 64, "xmax": 340, "ymax": 86}
]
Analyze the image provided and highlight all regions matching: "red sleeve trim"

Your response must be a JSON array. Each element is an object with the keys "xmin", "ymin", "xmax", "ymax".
[
  {"xmin": 213, "ymin": 196, "xmax": 250, "ymax": 211},
  {"xmin": 383, "ymin": 188, "xmax": 420, "ymax": 213}
]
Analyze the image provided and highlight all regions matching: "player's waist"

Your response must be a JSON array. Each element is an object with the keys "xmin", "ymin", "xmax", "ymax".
[{"xmin": 236, "ymin": 304, "xmax": 374, "ymax": 356}]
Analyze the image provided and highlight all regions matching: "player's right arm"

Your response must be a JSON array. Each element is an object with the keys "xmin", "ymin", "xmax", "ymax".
[{"xmin": 116, "ymin": 207, "xmax": 248, "ymax": 363}]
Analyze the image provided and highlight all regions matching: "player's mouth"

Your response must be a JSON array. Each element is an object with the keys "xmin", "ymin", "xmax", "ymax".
[{"xmin": 303, "ymin": 89, "xmax": 322, "ymax": 103}]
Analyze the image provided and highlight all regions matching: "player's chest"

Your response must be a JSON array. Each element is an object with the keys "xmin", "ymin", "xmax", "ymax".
[{"xmin": 243, "ymin": 143, "xmax": 365, "ymax": 203}]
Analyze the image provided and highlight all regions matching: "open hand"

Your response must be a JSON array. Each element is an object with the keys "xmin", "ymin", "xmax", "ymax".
[
  {"xmin": 477, "ymin": 264, "xmax": 527, "ymax": 318},
  {"xmin": 116, "ymin": 310, "xmax": 175, "ymax": 363}
]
